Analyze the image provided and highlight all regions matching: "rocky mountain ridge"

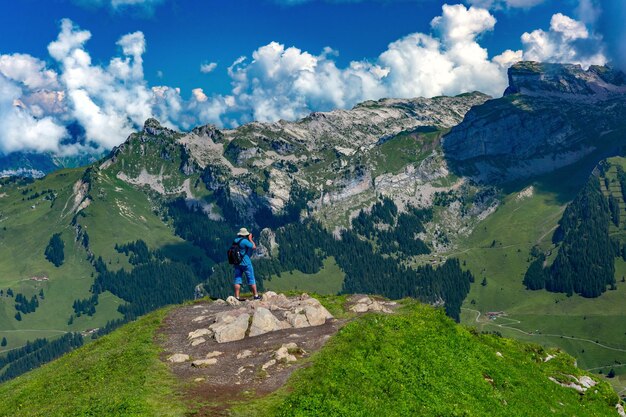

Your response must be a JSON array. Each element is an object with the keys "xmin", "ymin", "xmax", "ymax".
[
  {"xmin": 444, "ymin": 62, "xmax": 626, "ymax": 183},
  {"xmin": 101, "ymin": 90, "xmax": 494, "ymax": 251}
]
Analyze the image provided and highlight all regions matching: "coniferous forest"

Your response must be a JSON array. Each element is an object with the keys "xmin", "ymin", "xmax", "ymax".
[
  {"xmin": 0, "ymin": 333, "xmax": 83, "ymax": 382},
  {"xmin": 524, "ymin": 176, "xmax": 616, "ymax": 297}
]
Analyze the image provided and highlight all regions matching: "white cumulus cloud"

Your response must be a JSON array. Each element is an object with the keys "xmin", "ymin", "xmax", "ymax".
[
  {"xmin": 0, "ymin": 54, "xmax": 59, "ymax": 90},
  {"xmin": 576, "ymin": 0, "xmax": 626, "ymax": 71},
  {"xmin": 218, "ymin": 4, "xmax": 511, "ymax": 124},
  {"xmin": 48, "ymin": 19, "xmax": 154, "ymax": 149},
  {"xmin": 200, "ymin": 62, "xmax": 218, "ymax": 74},
  {"xmin": 520, "ymin": 13, "xmax": 607, "ymax": 68}
]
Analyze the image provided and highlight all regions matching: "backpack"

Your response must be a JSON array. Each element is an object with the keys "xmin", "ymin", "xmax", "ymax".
[{"xmin": 227, "ymin": 238, "xmax": 245, "ymax": 265}]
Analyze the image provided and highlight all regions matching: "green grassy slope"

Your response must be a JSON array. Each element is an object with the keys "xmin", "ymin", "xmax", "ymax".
[
  {"xmin": 241, "ymin": 303, "xmax": 620, "ymax": 416},
  {"xmin": 0, "ymin": 170, "xmax": 118, "ymax": 350},
  {"xmin": 0, "ymin": 299, "xmax": 619, "ymax": 417},
  {"xmin": 0, "ymin": 162, "xmax": 194, "ymax": 353},
  {"xmin": 0, "ymin": 308, "xmax": 185, "ymax": 417},
  {"xmin": 457, "ymin": 158, "xmax": 626, "ymax": 392}
]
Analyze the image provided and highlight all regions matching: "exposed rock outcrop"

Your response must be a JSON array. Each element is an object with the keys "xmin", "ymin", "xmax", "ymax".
[
  {"xmin": 349, "ymin": 295, "xmax": 396, "ymax": 313},
  {"xmin": 443, "ymin": 62, "xmax": 626, "ymax": 183},
  {"xmin": 184, "ymin": 293, "xmax": 336, "ymax": 345},
  {"xmin": 548, "ymin": 374, "xmax": 597, "ymax": 393}
]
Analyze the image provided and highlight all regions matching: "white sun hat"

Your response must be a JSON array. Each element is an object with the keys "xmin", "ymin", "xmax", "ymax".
[{"xmin": 237, "ymin": 227, "xmax": 250, "ymax": 236}]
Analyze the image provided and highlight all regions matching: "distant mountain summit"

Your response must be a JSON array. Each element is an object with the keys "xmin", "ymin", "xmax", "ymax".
[
  {"xmin": 0, "ymin": 151, "xmax": 102, "ymax": 178},
  {"xmin": 504, "ymin": 61, "xmax": 626, "ymax": 98},
  {"xmin": 443, "ymin": 61, "xmax": 626, "ymax": 183}
]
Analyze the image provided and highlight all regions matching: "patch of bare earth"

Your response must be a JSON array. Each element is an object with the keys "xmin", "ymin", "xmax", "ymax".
[{"xmin": 157, "ymin": 294, "xmax": 348, "ymax": 416}]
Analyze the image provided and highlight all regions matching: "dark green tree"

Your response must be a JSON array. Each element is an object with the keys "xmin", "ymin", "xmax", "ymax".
[
  {"xmin": 547, "ymin": 177, "xmax": 615, "ymax": 298},
  {"xmin": 523, "ymin": 255, "xmax": 548, "ymax": 290},
  {"xmin": 44, "ymin": 233, "xmax": 65, "ymax": 267},
  {"xmin": 1, "ymin": 337, "xmax": 6, "ymax": 347}
]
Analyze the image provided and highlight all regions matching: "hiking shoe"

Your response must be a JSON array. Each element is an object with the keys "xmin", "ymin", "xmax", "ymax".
[
  {"xmin": 236, "ymin": 297, "xmax": 246, "ymax": 302},
  {"xmin": 253, "ymin": 295, "xmax": 262, "ymax": 300}
]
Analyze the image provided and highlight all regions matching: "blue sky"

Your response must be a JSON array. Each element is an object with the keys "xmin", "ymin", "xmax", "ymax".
[
  {"xmin": 1, "ymin": 0, "xmax": 578, "ymax": 96},
  {"xmin": 0, "ymin": 0, "xmax": 622, "ymax": 155}
]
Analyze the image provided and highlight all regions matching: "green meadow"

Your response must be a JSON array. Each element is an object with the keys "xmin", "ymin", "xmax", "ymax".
[
  {"xmin": 458, "ymin": 159, "xmax": 626, "ymax": 390},
  {"xmin": 264, "ymin": 256, "xmax": 345, "ymax": 295}
]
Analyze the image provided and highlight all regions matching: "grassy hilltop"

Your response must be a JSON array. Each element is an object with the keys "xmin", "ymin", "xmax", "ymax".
[{"xmin": 0, "ymin": 298, "xmax": 620, "ymax": 417}]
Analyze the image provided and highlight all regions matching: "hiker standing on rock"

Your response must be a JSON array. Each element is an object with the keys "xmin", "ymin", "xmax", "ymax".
[{"xmin": 228, "ymin": 227, "xmax": 261, "ymax": 301}]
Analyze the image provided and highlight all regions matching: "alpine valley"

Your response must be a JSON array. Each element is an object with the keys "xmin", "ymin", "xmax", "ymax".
[{"xmin": 2, "ymin": 62, "xmax": 626, "ymax": 416}]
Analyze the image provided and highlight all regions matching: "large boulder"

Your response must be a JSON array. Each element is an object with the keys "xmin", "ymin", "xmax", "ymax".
[
  {"xmin": 304, "ymin": 304, "xmax": 330, "ymax": 326},
  {"xmin": 284, "ymin": 311, "xmax": 310, "ymax": 328},
  {"xmin": 213, "ymin": 313, "xmax": 250, "ymax": 343},
  {"xmin": 249, "ymin": 307, "xmax": 287, "ymax": 337},
  {"xmin": 300, "ymin": 297, "xmax": 333, "ymax": 325}
]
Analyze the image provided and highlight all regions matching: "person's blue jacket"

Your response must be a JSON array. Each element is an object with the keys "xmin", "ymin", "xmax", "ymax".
[{"xmin": 236, "ymin": 237, "xmax": 254, "ymax": 267}]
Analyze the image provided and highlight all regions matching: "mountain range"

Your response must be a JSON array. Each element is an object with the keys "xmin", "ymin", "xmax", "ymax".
[{"xmin": 1, "ymin": 61, "xmax": 626, "ymax": 415}]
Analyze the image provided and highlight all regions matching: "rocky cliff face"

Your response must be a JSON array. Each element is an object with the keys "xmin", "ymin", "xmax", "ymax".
[
  {"xmin": 443, "ymin": 62, "xmax": 626, "ymax": 183},
  {"xmin": 504, "ymin": 61, "xmax": 626, "ymax": 98},
  {"xmin": 99, "ymin": 91, "xmax": 493, "ymax": 253}
]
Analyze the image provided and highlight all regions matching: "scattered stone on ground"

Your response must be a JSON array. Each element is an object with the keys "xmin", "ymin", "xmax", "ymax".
[
  {"xmin": 191, "ymin": 358, "xmax": 218, "ymax": 367},
  {"xmin": 191, "ymin": 338, "xmax": 206, "ymax": 347},
  {"xmin": 167, "ymin": 353, "xmax": 190, "ymax": 363},
  {"xmin": 188, "ymin": 328, "xmax": 212, "ymax": 340},
  {"xmin": 237, "ymin": 350, "xmax": 252, "ymax": 359},
  {"xmin": 158, "ymin": 292, "xmax": 344, "ymax": 416},
  {"xmin": 275, "ymin": 342, "xmax": 302, "ymax": 363},
  {"xmin": 347, "ymin": 294, "xmax": 396, "ymax": 313},
  {"xmin": 548, "ymin": 375, "xmax": 597, "ymax": 393},
  {"xmin": 183, "ymin": 292, "xmax": 337, "ymax": 344},
  {"xmin": 617, "ymin": 404, "xmax": 626, "ymax": 417}
]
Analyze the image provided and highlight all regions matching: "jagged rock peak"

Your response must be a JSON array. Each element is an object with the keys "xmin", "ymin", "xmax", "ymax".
[
  {"xmin": 504, "ymin": 61, "xmax": 626, "ymax": 98},
  {"xmin": 191, "ymin": 124, "xmax": 224, "ymax": 143},
  {"xmin": 142, "ymin": 117, "xmax": 178, "ymax": 137}
]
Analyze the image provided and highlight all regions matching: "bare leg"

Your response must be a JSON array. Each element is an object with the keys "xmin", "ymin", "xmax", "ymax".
[
  {"xmin": 250, "ymin": 284, "xmax": 258, "ymax": 297},
  {"xmin": 234, "ymin": 284, "xmax": 241, "ymax": 299}
]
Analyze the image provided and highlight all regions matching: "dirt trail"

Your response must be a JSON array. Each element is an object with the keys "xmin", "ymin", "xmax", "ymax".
[
  {"xmin": 462, "ymin": 307, "xmax": 626, "ymax": 356},
  {"xmin": 157, "ymin": 294, "xmax": 395, "ymax": 415},
  {"xmin": 158, "ymin": 299, "xmax": 341, "ymax": 416}
]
